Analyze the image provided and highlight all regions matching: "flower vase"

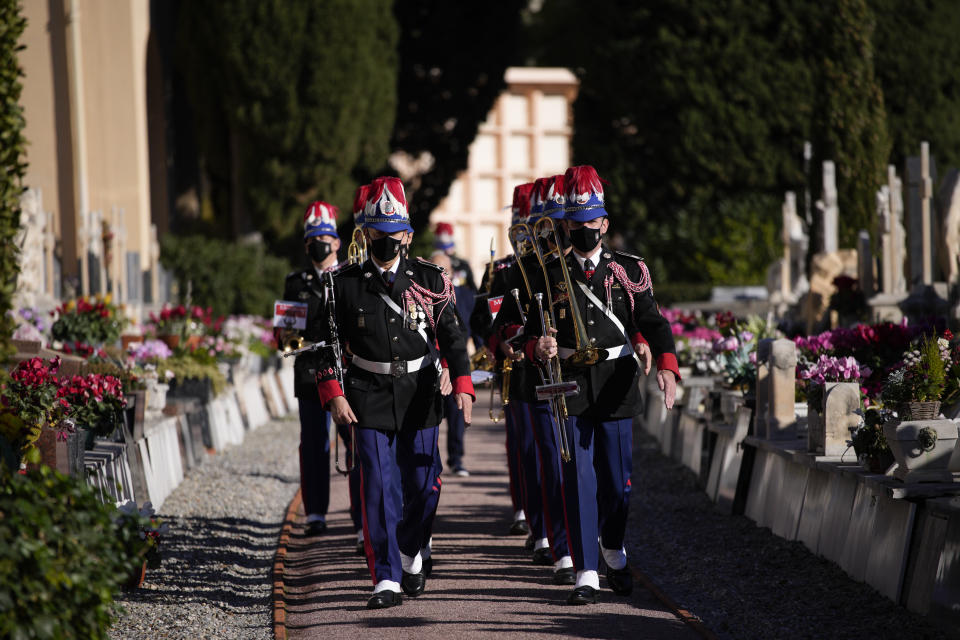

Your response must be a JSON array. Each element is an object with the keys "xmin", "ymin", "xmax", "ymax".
[
  {"xmin": 123, "ymin": 560, "xmax": 147, "ymax": 590},
  {"xmin": 884, "ymin": 418, "xmax": 959, "ymax": 482},
  {"xmin": 158, "ymin": 334, "xmax": 180, "ymax": 350}
]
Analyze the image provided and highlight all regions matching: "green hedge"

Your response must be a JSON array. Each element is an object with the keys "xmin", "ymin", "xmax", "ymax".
[
  {"xmin": 0, "ymin": 467, "xmax": 144, "ymax": 639},
  {"xmin": 160, "ymin": 234, "xmax": 291, "ymax": 318},
  {"xmin": 653, "ymin": 281, "xmax": 714, "ymax": 307}
]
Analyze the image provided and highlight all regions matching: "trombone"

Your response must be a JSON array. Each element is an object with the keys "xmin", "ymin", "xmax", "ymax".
[
  {"xmin": 531, "ymin": 216, "xmax": 599, "ymax": 367},
  {"xmin": 347, "ymin": 227, "xmax": 367, "ymax": 264},
  {"xmin": 533, "ymin": 292, "xmax": 576, "ymax": 462}
]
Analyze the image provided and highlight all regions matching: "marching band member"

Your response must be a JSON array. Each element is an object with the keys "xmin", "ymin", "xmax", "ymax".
[
  {"xmin": 433, "ymin": 222, "xmax": 475, "ymax": 477},
  {"xmin": 493, "ymin": 176, "xmax": 576, "ymax": 585},
  {"xmin": 528, "ymin": 165, "xmax": 679, "ymax": 605},
  {"xmin": 316, "ymin": 177, "xmax": 475, "ymax": 609},
  {"xmin": 283, "ymin": 202, "xmax": 361, "ymax": 540}
]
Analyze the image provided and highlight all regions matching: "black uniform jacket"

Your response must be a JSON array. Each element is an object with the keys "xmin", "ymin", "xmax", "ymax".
[
  {"xmin": 315, "ymin": 256, "xmax": 473, "ymax": 432},
  {"xmin": 282, "ymin": 267, "xmax": 328, "ymax": 400},
  {"xmin": 515, "ymin": 246, "xmax": 678, "ymax": 420}
]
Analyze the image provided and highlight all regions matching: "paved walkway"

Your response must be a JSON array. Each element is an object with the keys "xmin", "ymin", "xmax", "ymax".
[{"xmin": 278, "ymin": 394, "xmax": 700, "ymax": 639}]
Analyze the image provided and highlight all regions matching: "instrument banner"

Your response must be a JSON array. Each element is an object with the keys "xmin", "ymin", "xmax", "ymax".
[
  {"xmin": 273, "ymin": 300, "xmax": 308, "ymax": 330},
  {"xmin": 535, "ymin": 381, "xmax": 580, "ymax": 401},
  {"xmin": 487, "ymin": 295, "xmax": 504, "ymax": 320}
]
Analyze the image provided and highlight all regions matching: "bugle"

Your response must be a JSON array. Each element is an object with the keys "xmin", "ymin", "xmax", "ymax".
[
  {"xmin": 347, "ymin": 227, "xmax": 367, "ymax": 265},
  {"xmin": 532, "ymin": 292, "xmax": 576, "ymax": 462}
]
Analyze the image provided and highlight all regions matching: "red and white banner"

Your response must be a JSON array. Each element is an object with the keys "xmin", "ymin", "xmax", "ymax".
[
  {"xmin": 273, "ymin": 300, "xmax": 308, "ymax": 330},
  {"xmin": 488, "ymin": 295, "xmax": 504, "ymax": 320}
]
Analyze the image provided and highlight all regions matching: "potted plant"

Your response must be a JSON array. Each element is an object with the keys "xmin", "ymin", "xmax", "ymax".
[
  {"xmin": 798, "ymin": 354, "xmax": 870, "ymax": 456},
  {"xmin": 0, "ymin": 357, "xmax": 71, "ymax": 469},
  {"xmin": 56, "ymin": 372, "xmax": 127, "ymax": 444},
  {"xmin": 881, "ymin": 334, "xmax": 949, "ymax": 420},
  {"xmin": 114, "ymin": 500, "xmax": 169, "ymax": 589},
  {"xmin": 50, "ymin": 294, "xmax": 127, "ymax": 356},
  {"xmin": 148, "ymin": 304, "xmax": 215, "ymax": 350},
  {"xmin": 849, "ymin": 407, "xmax": 895, "ymax": 473}
]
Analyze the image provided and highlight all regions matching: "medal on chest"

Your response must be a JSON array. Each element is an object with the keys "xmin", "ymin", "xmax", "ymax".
[{"xmin": 407, "ymin": 300, "xmax": 426, "ymax": 330}]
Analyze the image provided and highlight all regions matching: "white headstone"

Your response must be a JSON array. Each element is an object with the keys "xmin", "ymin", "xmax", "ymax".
[
  {"xmin": 906, "ymin": 144, "xmax": 937, "ymax": 287},
  {"xmin": 876, "ymin": 186, "xmax": 893, "ymax": 295},
  {"xmin": 13, "ymin": 189, "xmax": 56, "ymax": 311},
  {"xmin": 936, "ymin": 168, "xmax": 960, "ymax": 287},
  {"xmin": 817, "ymin": 161, "xmax": 839, "ymax": 253},
  {"xmin": 889, "ymin": 166, "xmax": 907, "ymax": 295},
  {"xmin": 857, "ymin": 230, "xmax": 874, "ymax": 296}
]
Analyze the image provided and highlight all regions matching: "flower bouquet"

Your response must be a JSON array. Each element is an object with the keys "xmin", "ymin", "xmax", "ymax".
[
  {"xmin": 148, "ymin": 305, "xmax": 217, "ymax": 349},
  {"xmin": 0, "ymin": 357, "xmax": 70, "ymax": 465},
  {"xmin": 849, "ymin": 407, "xmax": 895, "ymax": 473},
  {"xmin": 56, "ymin": 373, "xmax": 127, "ymax": 438},
  {"xmin": 51, "ymin": 295, "xmax": 127, "ymax": 355},
  {"xmin": 114, "ymin": 501, "xmax": 169, "ymax": 588}
]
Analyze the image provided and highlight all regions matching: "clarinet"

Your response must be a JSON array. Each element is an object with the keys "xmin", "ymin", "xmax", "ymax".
[{"xmin": 323, "ymin": 271, "xmax": 354, "ymax": 475}]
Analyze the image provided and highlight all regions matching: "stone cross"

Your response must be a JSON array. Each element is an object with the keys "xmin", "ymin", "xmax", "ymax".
[
  {"xmin": 906, "ymin": 142, "xmax": 937, "ymax": 287},
  {"xmin": 889, "ymin": 165, "xmax": 907, "ymax": 294},
  {"xmin": 816, "ymin": 161, "xmax": 839, "ymax": 253},
  {"xmin": 857, "ymin": 230, "xmax": 874, "ymax": 295},
  {"xmin": 876, "ymin": 185, "xmax": 893, "ymax": 295}
]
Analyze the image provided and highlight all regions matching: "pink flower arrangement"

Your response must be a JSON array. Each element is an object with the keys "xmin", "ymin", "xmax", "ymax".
[{"xmin": 799, "ymin": 354, "xmax": 871, "ymax": 385}]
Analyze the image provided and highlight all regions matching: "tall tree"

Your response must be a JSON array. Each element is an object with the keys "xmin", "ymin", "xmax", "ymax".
[
  {"xmin": 388, "ymin": 0, "xmax": 526, "ymax": 234},
  {"xmin": 0, "ymin": 0, "xmax": 27, "ymax": 361},
  {"xmin": 808, "ymin": 0, "xmax": 890, "ymax": 249},
  {"xmin": 176, "ymin": 0, "xmax": 398, "ymax": 256},
  {"xmin": 871, "ymin": 0, "xmax": 960, "ymax": 172},
  {"xmin": 529, "ymin": 0, "xmax": 813, "ymax": 284}
]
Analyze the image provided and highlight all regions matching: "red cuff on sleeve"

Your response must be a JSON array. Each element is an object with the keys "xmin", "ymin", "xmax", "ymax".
[
  {"xmin": 453, "ymin": 375, "xmax": 476, "ymax": 401},
  {"xmin": 441, "ymin": 358, "xmax": 449, "ymax": 369},
  {"xmin": 317, "ymin": 379, "xmax": 344, "ymax": 407},
  {"xmin": 656, "ymin": 353, "xmax": 681, "ymax": 380},
  {"xmin": 630, "ymin": 332, "xmax": 649, "ymax": 348},
  {"xmin": 524, "ymin": 338, "xmax": 538, "ymax": 363},
  {"xmin": 504, "ymin": 324, "xmax": 523, "ymax": 340}
]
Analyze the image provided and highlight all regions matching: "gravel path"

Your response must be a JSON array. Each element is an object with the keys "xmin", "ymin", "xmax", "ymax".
[
  {"xmin": 625, "ymin": 427, "xmax": 948, "ymax": 640},
  {"xmin": 109, "ymin": 415, "xmax": 301, "ymax": 640}
]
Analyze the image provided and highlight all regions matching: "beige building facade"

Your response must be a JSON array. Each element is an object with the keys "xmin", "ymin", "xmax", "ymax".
[
  {"xmin": 16, "ymin": 0, "xmax": 164, "ymax": 311},
  {"xmin": 429, "ymin": 67, "xmax": 579, "ymax": 280}
]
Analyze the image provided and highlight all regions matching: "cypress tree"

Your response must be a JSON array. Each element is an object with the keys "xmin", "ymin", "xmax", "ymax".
[{"xmin": 0, "ymin": 0, "xmax": 27, "ymax": 362}]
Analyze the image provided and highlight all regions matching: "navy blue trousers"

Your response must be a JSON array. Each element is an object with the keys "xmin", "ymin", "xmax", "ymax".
[
  {"xmin": 298, "ymin": 398, "xmax": 362, "ymax": 531},
  {"xmin": 356, "ymin": 425, "xmax": 441, "ymax": 585},
  {"xmin": 443, "ymin": 393, "xmax": 466, "ymax": 468},
  {"xmin": 526, "ymin": 400, "xmax": 570, "ymax": 562},
  {"xmin": 507, "ymin": 400, "xmax": 545, "ymax": 540},
  {"xmin": 561, "ymin": 415, "xmax": 632, "ymax": 573}
]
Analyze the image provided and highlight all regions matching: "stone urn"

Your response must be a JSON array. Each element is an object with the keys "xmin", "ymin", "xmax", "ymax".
[
  {"xmin": 808, "ymin": 382, "xmax": 861, "ymax": 457},
  {"xmin": 884, "ymin": 419, "xmax": 959, "ymax": 482}
]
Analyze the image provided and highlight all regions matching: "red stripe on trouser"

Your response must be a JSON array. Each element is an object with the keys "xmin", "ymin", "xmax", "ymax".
[
  {"xmin": 358, "ymin": 464, "xmax": 377, "ymax": 585},
  {"xmin": 558, "ymin": 416, "xmax": 577, "ymax": 570},
  {"xmin": 527, "ymin": 402, "xmax": 558, "ymax": 561}
]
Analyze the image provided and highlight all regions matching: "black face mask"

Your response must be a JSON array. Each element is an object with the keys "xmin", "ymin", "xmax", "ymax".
[
  {"xmin": 369, "ymin": 235, "xmax": 403, "ymax": 262},
  {"xmin": 307, "ymin": 240, "xmax": 333, "ymax": 263},
  {"xmin": 569, "ymin": 226, "xmax": 603, "ymax": 253}
]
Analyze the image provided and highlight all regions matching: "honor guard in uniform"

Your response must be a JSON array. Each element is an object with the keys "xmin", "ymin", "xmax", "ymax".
[
  {"xmin": 283, "ymin": 202, "xmax": 362, "ymax": 540},
  {"xmin": 470, "ymin": 183, "xmax": 537, "ymax": 539},
  {"xmin": 433, "ymin": 222, "xmax": 474, "ymax": 476},
  {"xmin": 492, "ymin": 176, "xmax": 576, "ymax": 585},
  {"xmin": 527, "ymin": 165, "xmax": 679, "ymax": 605},
  {"xmin": 316, "ymin": 177, "xmax": 476, "ymax": 610}
]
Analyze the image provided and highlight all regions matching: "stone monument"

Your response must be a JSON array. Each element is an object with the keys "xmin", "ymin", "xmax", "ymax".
[{"xmin": 13, "ymin": 188, "xmax": 57, "ymax": 312}]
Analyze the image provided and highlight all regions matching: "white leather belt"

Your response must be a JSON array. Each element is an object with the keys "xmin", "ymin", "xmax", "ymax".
[
  {"xmin": 558, "ymin": 343, "xmax": 633, "ymax": 362},
  {"xmin": 351, "ymin": 354, "xmax": 434, "ymax": 377}
]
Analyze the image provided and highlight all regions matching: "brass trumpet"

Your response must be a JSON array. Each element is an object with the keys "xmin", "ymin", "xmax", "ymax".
[
  {"xmin": 507, "ymin": 223, "xmax": 535, "ymax": 298},
  {"xmin": 531, "ymin": 216, "xmax": 599, "ymax": 367},
  {"xmin": 277, "ymin": 327, "xmax": 304, "ymax": 353},
  {"xmin": 347, "ymin": 227, "xmax": 367, "ymax": 264},
  {"xmin": 471, "ymin": 345, "xmax": 496, "ymax": 372}
]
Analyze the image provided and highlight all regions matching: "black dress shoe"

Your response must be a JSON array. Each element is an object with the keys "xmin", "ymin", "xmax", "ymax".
[
  {"xmin": 553, "ymin": 567, "xmax": 576, "ymax": 585},
  {"xmin": 367, "ymin": 590, "xmax": 402, "ymax": 609},
  {"xmin": 401, "ymin": 570, "xmax": 426, "ymax": 597},
  {"xmin": 509, "ymin": 519, "xmax": 530, "ymax": 535},
  {"xmin": 422, "ymin": 557, "xmax": 433, "ymax": 578},
  {"xmin": 532, "ymin": 548, "xmax": 552, "ymax": 566},
  {"xmin": 305, "ymin": 520, "xmax": 327, "ymax": 536},
  {"xmin": 567, "ymin": 585, "xmax": 598, "ymax": 605},
  {"xmin": 606, "ymin": 566, "xmax": 633, "ymax": 595},
  {"xmin": 524, "ymin": 534, "xmax": 535, "ymax": 550}
]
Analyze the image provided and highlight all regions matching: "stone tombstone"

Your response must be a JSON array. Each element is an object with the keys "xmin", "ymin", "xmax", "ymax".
[
  {"xmin": 768, "ymin": 339, "xmax": 798, "ymax": 439},
  {"xmin": 126, "ymin": 251, "xmax": 142, "ymax": 302},
  {"xmin": 906, "ymin": 144, "xmax": 937, "ymax": 287},
  {"xmin": 13, "ymin": 188, "xmax": 55, "ymax": 311},
  {"xmin": 755, "ymin": 338, "xmax": 773, "ymax": 432},
  {"xmin": 889, "ymin": 166, "xmax": 908, "ymax": 295},
  {"xmin": 809, "ymin": 381, "xmax": 861, "ymax": 457},
  {"xmin": 936, "ymin": 167, "xmax": 960, "ymax": 288},
  {"xmin": 816, "ymin": 160, "xmax": 839, "ymax": 254},
  {"xmin": 857, "ymin": 230, "xmax": 874, "ymax": 296}
]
